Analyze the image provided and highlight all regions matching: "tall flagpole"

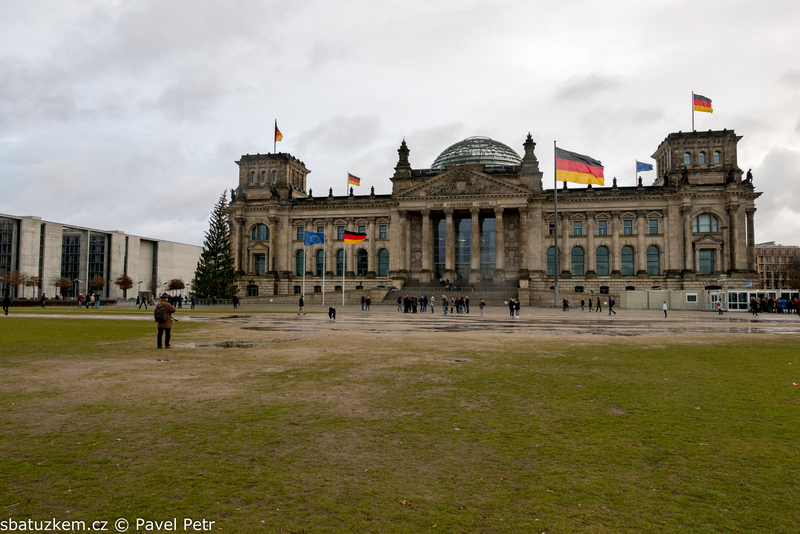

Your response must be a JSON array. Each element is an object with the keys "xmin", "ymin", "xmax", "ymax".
[
  {"xmin": 691, "ymin": 92, "xmax": 695, "ymax": 132},
  {"xmin": 553, "ymin": 141, "xmax": 559, "ymax": 308},
  {"xmin": 322, "ymin": 250, "xmax": 326, "ymax": 307},
  {"xmin": 274, "ymin": 119, "xmax": 277, "ymax": 154},
  {"xmin": 302, "ymin": 243, "xmax": 306, "ymax": 304},
  {"xmin": 342, "ymin": 249, "xmax": 346, "ymax": 307}
]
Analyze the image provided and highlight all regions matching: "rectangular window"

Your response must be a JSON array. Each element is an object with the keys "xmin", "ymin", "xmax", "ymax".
[
  {"xmin": 254, "ymin": 254, "xmax": 265, "ymax": 275},
  {"xmin": 296, "ymin": 227, "xmax": 304, "ymax": 241},
  {"xmin": 247, "ymin": 285, "xmax": 259, "ymax": 296},
  {"xmin": 317, "ymin": 226, "xmax": 324, "ymax": 234},
  {"xmin": 573, "ymin": 221, "xmax": 582, "ymax": 236},
  {"xmin": 649, "ymin": 219, "xmax": 659, "ymax": 235},
  {"xmin": 699, "ymin": 250, "xmax": 715, "ymax": 274},
  {"xmin": 548, "ymin": 221, "xmax": 555, "ymax": 235},
  {"xmin": 379, "ymin": 224, "xmax": 387, "ymax": 239},
  {"xmin": 337, "ymin": 226, "xmax": 345, "ymax": 240},
  {"xmin": 597, "ymin": 220, "xmax": 607, "ymax": 235},
  {"xmin": 623, "ymin": 220, "xmax": 633, "ymax": 235},
  {"xmin": 686, "ymin": 293, "xmax": 698, "ymax": 303},
  {"xmin": 358, "ymin": 225, "xmax": 366, "ymax": 234}
]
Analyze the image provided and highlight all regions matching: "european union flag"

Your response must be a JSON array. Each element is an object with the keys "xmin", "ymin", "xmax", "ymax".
[
  {"xmin": 636, "ymin": 161, "xmax": 654, "ymax": 172},
  {"xmin": 304, "ymin": 231, "xmax": 325, "ymax": 246}
]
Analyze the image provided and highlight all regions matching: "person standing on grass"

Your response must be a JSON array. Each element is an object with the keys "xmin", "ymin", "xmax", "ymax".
[
  {"xmin": 3, "ymin": 291, "xmax": 10, "ymax": 315},
  {"xmin": 662, "ymin": 300, "xmax": 668, "ymax": 318},
  {"xmin": 155, "ymin": 293, "xmax": 177, "ymax": 349}
]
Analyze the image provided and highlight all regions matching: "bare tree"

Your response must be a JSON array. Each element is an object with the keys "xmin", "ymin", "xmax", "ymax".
[
  {"xmin": 1, "ymin": 270, "xmax": 25, "ymax": 297},
  {"xmin": 53, "ymin": 276, "xmax": 74, "ymax": 296},
  {"xmin": 113, "ymin": 274, "xmax": 134, "ymax": 298},
  {"xmin": 25, "ymin": 276, "xmax": 41, "ymax": 298},
  {"xmin": 167, "ymin": 278, "xmax": 185, "ymax": 294},
  {"xmin": 786, "ymin": 256, "xmax": 800, "ymax": 292},
  {"xmin": 89, "ymin": 275, "xmax": 106, "ymax": 294}
]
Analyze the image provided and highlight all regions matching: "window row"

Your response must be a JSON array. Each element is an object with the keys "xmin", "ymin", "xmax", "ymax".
[
  {"xmin": 563, "ymin": 219, "xmax": 661, "ymax": 236},
  {"xmin": 294, "ymin": 248, "xmax": 390, "ymax": 277},
  {"xmin": 547, "ymin": 245, "xmax": 664, "ymax": 276},
  {"xmin": 250, "ymin": 170, "xmax": 279, "ymax": 183},
  {"xmin": 683, "ymin": 151, "xmax": 721, "ymax": 165},
  {"xmin": 251, "ymin": 223, "xmax": 389, "ymax": 241}
]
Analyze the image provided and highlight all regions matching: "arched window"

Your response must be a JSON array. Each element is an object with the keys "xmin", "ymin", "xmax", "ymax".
[
  {"xmin": 336, "ymin": 249, "xmax": 346, "ymax": 276},
  {"xmin": 295, "ymin": 249, "xmax": 305, "ymax": 276},
  {"xmin": 692, "ymin": 214, "xmax": 719, "ymax": 233},
  {"xmin": 571, "ymin": 247, "xmax": 585, "ymax": 276},
  {"xmin": 251, "ymin": 223, "xmax": 269, "ymax": 241},
  {"xmin": 596, "ymin": 246, "xmax": 610, "ymax": 276},
  {"xmin": 713, "ymin": 151, "xmax": 721, "ymax": 164},
  {"xmin": 647, "ymin": 246, "xmax": 661, "ymax": 275},
  {"xmin": 250, "ymin": 171, "xmax": 256, "ymax": 183},
  {"xmin": 683, "ymin": 152, "xmax": 691, "ymax": 165},
  {"xmin": 378, "ymin": 249, "xmax": 389, "ymax": 276},
  {"xmin": 698, "ymin": 152, "xmax": 706, "ymax": 164},
  {"xmin": 546, "ymin": 246, "xmax": 558, "ymax": 276},
  {"xmin": 272, "ymin": 170, "xmax": 278, "ymax": 182},
  {"xmin": 261, "ymin": 171, "xmax": 267, "ymax": 182},
  {"xmin": 315, "ymin": 249, "xmax": 326, "ymax": 276},
  {"xmin": 356, "ymin": 249, "xmax": 368, "ymax": 276},
  {"xmin": 621, "ymin": 246, "xmax": 635, "ymax": 276}
]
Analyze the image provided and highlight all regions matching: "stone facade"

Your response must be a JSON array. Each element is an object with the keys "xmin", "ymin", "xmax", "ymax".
[{"xmin": 228, "ymin": 130, "xmax": 762, "ymax": 302}]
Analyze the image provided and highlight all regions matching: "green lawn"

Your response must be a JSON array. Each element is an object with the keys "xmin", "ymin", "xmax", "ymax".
[{"xmin": 1, "ymin": 318, "xmax": 798, "ymax": 533}]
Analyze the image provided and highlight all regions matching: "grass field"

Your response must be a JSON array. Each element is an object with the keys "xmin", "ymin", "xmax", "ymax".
[{"xmin": 1, "ymin": 313, "xmax": 799, "ymax": 533}]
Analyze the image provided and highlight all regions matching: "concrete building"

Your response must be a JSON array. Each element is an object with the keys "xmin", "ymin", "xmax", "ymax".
[
  {"xmin": 228, "ymin": 129, "xmax": 762, "ymax": 304},
  {"xmin": 754, "ymin": 241, "xmax": 800, "ymax": 289},
  {"xmin": 0, "ymin": 214, "xmax": 202, "ymax": 299}
]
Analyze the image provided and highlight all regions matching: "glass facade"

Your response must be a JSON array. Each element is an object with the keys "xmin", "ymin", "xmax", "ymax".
[
  {"xmin": 378, "ymin": 249, "xmax": 389, "ymax": 276},
  {"xmin": 455, "ymin": 217, "xmax": 471, "ymax": 280},
  {"xmin": 621, "ymin": 246, "xmax": 635, "ymax": 275},
  {"xmin": 595, "ymin": 246, "xmax": 609, "ymax": 275},
  {"xmin": 0, "ymin": 219, "xmax": 13, "ymax": 284},
  {"xmin": 88, "ymin": 234, "xmax": 106, "ymax": 285},
  {"xmin": 357, "ymin": 249, "xmax": 368, "ymax": 276},
  {"xmin": 480, "ymin": 216, "xmax": 495, "ymax": 279},
  {"xmin": 61, "ymin": 235, "xmax": 80, "ymax": 296},
  {"xmin": 433, "ymin": 217, "xmax": 446, "ymax": 280}
]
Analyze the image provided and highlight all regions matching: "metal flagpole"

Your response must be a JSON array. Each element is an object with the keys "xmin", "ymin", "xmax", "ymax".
[
  {"xmin": 302, "ymin": 243, "xmax": 306, "ymax": 304},
  {"xmin": 553, "ymin": 141, "xmax": 559, "ymax": 308},
  {"xmin": 691, "ymin": 92, "xmax": 695, "ymax": 132},
  {"xmin": 274, "ymin": 119, "xmax": 277, "ymax": 154},
  {"xmin": 342, "ymin": 249, "xmax": 346, "ymax": 307},
  {"xmin": 322, "ymin": 250, "xmax": 326, "ymax": 307}
]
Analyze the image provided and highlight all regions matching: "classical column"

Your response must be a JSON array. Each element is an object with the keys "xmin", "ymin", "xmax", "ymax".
[
  {"xmin": 586, "ymin": 211, "xmax": 596, "ymax": 273},
  {"xmin": 367, "ymin": 217, "xmax": 376, "ymax": 276},
  {"xmin": 494, "ymin": 207, "xmax": 505, "ymax": 281},
  {"xmin": 518, "ymin": 208, "xmax": 528, "ymax": 274},
  {"xmin": 527, "ymin": 205, "xmax": 543, "ymax": 274},
  {"xmin": 346, "ymin": 216, "xmax": 355, "ymax": 277},
  {"xmin": 470, "ymin": 208, "xmax": 481, "ymax": 282},
  {"xmin": 561, "ymin": 212, "xmax": 570, "ymax": 275},
  {"xmin": 235, "ymin": 217, "xmax": 246, "ymax": 272},
  {"xmin": 421, "ymin": 210, "xmax": 432, "ymax": 282},
  {"xmin": 268, "ymin": 216, "xmax": 278, "ymax": 272},
  {"xmin": 746, "ymin": 208, "xmax": 756, "ymax": 271},
  {"xmin": 611, "ymin": 212, "xmax": 621, "ymax": 274},
  {"xmin": 324, "ymin": 218, "xmax": 334, "ymax": 275},
  {"xmin": 637, "ymin": 210, "xmax": 647, "ymax": 274},
  {"xmin": 404, "ymin": 213, "xmax": 412, "ymax": 274},
  {"xmin": 444, "ymin": 209, "xmax": 455, "ymax": 275},
  {"xmin": 682, "ymin": 206, "xmax": 693, "ymax": 272}
]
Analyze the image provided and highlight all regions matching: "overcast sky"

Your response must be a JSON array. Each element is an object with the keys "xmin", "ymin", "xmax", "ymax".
[{"xmin": 1, "ymin": 0, "xmax": 798, "ymax": 247}]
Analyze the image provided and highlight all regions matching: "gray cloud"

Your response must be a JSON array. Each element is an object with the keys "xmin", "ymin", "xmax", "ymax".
[{"xmin": 554, "ymin": 74, "xmax": 622, "ymax": 102}]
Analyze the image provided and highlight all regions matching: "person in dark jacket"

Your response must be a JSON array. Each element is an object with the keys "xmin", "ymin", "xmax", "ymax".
[
  {"xmin": 3, "ymin": 292, "xmax": 11, "ymax": 315},
  {"xmin": 155, "ymin": 293, "xmax": 177, "ymax": 349}
]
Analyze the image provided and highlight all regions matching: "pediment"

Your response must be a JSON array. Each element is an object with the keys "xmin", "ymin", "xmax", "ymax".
[
  {"xmin": 397, "ymin": 167, "xmax": 529, "ymax": 198},
  {"xmin": 248, "ymin": 242, "xmax": 270, "ymax": 252},
  {"xmin": 693, "ymin": 235, "xmax": 724, "ymax": 246}
]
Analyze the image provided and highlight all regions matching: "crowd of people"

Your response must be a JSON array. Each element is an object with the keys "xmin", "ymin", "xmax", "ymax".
[{"xmin": 749, "ymin": 295, "xmax": 799, "ymax": 316}]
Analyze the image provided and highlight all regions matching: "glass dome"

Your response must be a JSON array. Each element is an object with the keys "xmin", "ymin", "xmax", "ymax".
[{"xmin": 430, "ymin": 136, "xmax": 521, "ymax": 170}]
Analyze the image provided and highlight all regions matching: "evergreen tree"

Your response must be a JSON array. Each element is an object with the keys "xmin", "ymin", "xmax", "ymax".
[{"xmin": 193, "ymin": 192, "xmax": 238, "ymax": 298}]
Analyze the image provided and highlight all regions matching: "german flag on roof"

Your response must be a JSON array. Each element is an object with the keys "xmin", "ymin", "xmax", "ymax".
[
  {"xmin": 693, "ymin": 94, "xmax": 713, "ymax": 113},
  {"xmin": 555, "ymin": 147, "xmax": 604, "ymax": 186},
  {"xmin": 343, "ymin": 231, "xmax": 367, "ymax": 244}
]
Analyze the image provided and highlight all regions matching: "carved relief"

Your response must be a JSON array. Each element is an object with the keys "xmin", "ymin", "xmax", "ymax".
[
  {"xmin": 410, "ymin": 214, "xmax": 423, "ymax": 271},
  {"xmin": 414, "ymin": 169, "xmax": 519, "ymax": 197},
  {"xmin": 503, "ymin": 211, "xmax": 520, "ymax": 270}
]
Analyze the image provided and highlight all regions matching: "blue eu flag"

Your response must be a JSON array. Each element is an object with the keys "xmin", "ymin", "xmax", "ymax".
[
  {"xmin": 304, "ymin": 231, "xmax": 325, "ymax": 245},
  {"xmin": 636, "ymin": 161, "xmax": 654, "ymax": 172}
]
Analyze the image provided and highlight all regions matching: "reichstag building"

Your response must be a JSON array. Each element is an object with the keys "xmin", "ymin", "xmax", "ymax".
[{"xmin": 228, "ymin": 129, "xmax": 761, "ymax": 304}]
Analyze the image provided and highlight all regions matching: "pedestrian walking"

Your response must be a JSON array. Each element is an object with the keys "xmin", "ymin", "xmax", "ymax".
[
  {"xmin": 2, "ymin": 292, "xmax": 10, "ymax": 315},
  {"xmin": 155, "ymin": 293, "xmax": 177, "ymax": 349},
  {"xmin": 40, "ymin": 293, "xmax": 46, "ymax": 308},
  {"xmin": 328, "ymin": 306, "xmax": 336, "ymax": 321},
  {"xmin": 596, "ymin": 297, "xmax": 602, "ymax": 313},
  {"xmin": 608, "ymin": 297, "xmax": 616, "ymax": 315},
  {"xmin": 662, "ymin": 301, "xmax": 668, "ymax": 318},
  {"xmin": 298, "ymin": 295, "xmax": 306, "ymax": 315}
]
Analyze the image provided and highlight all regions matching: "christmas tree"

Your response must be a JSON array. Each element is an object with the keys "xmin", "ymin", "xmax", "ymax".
[{"xmin": 193, "ymin": 192, "xmax": 238, "ymax": 298}]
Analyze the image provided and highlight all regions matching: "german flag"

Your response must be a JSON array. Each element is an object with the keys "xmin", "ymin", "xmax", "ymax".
[
  {"xmin": 693, "ymin": 94, "xmax": 713, "ymax": 113},
  {"xmin": 275, "ymin": 121, "xmax": 283, "ymax": 142},
  {"xmin": 343, "ymin": 231, "xmax": 367, "ymax": 244},
  {"xmin": 555, "ymin": 147, "xmax": 604, "ymax": 186},
  {"xmin": 347, "ymin": 173, "xmax": 361, "ymax": 186}
]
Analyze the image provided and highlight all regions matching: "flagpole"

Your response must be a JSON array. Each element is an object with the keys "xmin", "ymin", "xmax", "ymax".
[
  {"xmin": 553, "ymin": 140, "xmax": 559, "ymax": 309},
  {"xmin": 691, "ymin": 92, "xmax": 695, "ymax": 132},
  {"xmin": 302, "ymin": 243, "xmax": 306, "ymax": 305},
  {"xmin": 342, "ymin": 249, "xmax": 346, "ymax": 307},
  {"xmin": 322, "ymin": 250, "xmax": 326, "ymax": 307},
  {"xmin": 274, "ymin": 119, "xmax": 277, "ymax": 153}
]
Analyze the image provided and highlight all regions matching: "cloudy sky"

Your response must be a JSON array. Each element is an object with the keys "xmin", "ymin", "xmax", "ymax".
[{"xmin": 1, "ymin": 0, "xmax": 798, "ymax": 247}]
